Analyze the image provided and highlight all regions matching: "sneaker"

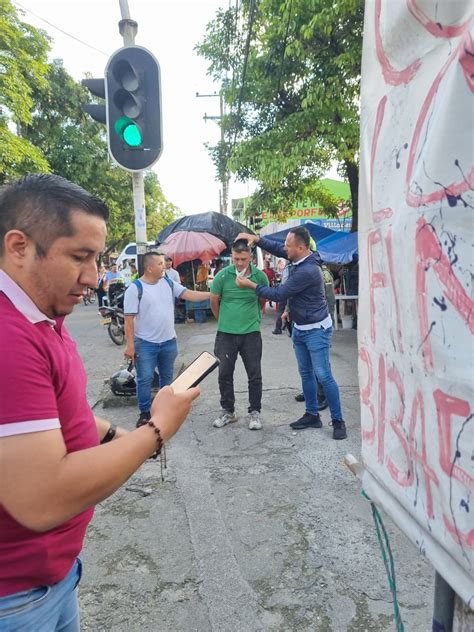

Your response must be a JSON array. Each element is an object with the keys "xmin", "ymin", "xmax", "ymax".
[
  {"xmin": 290, "ymin": 412, "xmax": 322, "ymax": 430},
  {"xmin": 136, "ymin": 411, "xmax": 151, "ymax": 428},
  {"xmin": 248, "ymin": 410, "xmax": 262, "ymax": 430},
  {"xmin": 272, "ymin": 329, "xmax": 282, "ymax": 335},
  {"xmin": 213, "ymin": 411, "xmax": 237, "ymax": 428},
  {"xmin": 295, "ymin": 392, "xmax": 305, "ymax": 402},
  {"xmin": 332, "ymin": 420, "xmax": 347, "ymax": 440}
]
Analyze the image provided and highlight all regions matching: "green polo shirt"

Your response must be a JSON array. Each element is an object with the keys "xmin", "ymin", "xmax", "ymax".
[{"xmin": 211, "ymin": 264, "xmax": 269, "ymax": 334}]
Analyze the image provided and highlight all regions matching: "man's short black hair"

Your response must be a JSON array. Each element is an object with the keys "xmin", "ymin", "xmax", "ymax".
[
  {"xmin": 289, "ymin": 226, "xmax": 311, "ymax": 248},
  {"xmin": 143, "ymin": 251, "xmax": 163, "ymax": 268},
  {"xmin": 0, "ymin": 174, "xmax": 109, "ymax": 258},
  {"xmin": 232, "ymin": 238, "xmax": 251, "ymax": 253}
]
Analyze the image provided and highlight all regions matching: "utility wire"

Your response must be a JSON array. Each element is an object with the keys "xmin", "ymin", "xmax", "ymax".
[{"xmin": 12, "ymin": 1, "xmax": 108, "ymax": 56}]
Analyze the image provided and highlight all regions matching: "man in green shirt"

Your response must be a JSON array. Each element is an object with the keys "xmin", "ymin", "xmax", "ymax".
[{"xmin": 210, "ymin": 239, "xmax": 269, "ymax": 430}]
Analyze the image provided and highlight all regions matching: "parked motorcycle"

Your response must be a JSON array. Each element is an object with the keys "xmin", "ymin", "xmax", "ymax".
[
  {"xmin": 99, "ymin": 305, "xmax": 125, "ymax": 345},
  {"xmin": 99, "ymin": 283, "xmax": 126, "ymax": 345},
  {"xmin": 82, "ymin": 287, "xmax": 96, "ymax": 305}
]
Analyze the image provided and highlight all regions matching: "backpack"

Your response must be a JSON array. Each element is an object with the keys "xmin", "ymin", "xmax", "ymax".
[{"xmin": 133, "ymin": 275, "xmax": 174, "ymax": 312}]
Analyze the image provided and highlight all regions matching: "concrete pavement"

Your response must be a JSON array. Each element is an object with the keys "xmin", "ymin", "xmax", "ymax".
[{"xmin": 67, "ymin": 303, "xmax": 433, "ymax": 631}]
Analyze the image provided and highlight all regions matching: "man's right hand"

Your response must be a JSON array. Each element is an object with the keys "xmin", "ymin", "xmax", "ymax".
[
  {"xmin": 124, "ymin": 344, "xmax": 135, "ymax": 360},
  {"xmin": 281, "ymin": 311, "xmax": 289, "ymax": 323},
  {"xmin": 150, "ymin": 386, "xmax": 200, "ymax": 442},
  {"xmin": 235, "ymin": 232, "xmax": 260, "ymax": 246}
]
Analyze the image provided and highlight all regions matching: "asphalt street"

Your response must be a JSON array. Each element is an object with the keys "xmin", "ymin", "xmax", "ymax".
[{"xmin": 67, "ymin": 303, "xmax": 434, "ymax": 631}]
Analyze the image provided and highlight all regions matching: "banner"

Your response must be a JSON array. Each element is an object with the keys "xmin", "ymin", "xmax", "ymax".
[{"xmin": 358, "ymin": 0, "xmax": 473, "ymax": 606}]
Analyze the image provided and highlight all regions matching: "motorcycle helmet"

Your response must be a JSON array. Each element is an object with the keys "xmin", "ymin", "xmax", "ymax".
[{"xmin": 110, "ymin": 364, "xmax": 136, "ymax": 396}]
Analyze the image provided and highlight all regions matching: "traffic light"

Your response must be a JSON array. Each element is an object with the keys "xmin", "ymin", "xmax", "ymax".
[
  {"xmin": 105, "ymin": 45, "xmax": 162, "ymax": 171},
  {"xmin": 253, "ymin": 213, "xmax": 264, "ymax": 232},
  {"xmin": 82, "ymin": 78, "xmax": 106, "ymax": 124}
]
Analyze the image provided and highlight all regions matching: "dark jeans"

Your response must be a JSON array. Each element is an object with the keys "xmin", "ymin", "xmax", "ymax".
[
  {"xmin": 274, "ymin": 301, "xmax": 286, "ymax": 332},
  {"xmin": 214, "ymin": 331, "xmax": 262, "ymax": 413}
]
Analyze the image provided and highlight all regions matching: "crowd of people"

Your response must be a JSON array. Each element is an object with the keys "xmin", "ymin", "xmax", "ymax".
[{"xmin": 0, "ymin": 174, "xmax": 347, "ymax": 629}]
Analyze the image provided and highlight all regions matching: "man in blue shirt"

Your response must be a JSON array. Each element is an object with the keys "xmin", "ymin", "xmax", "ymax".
[{"xmin": 235, "ymin": 227, "xmax": 347, "ymax": 440}]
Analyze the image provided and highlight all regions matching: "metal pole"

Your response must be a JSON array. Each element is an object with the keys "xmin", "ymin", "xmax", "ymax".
[
  {"xmin": 219, "ymin": 92, "xmax": 228, "ymax": 216},
  {"xmin": 432, "ymin": 572, "xmax": 455, "ymax": 632},
  {"xmin": 132, "ymin": 172, "xmax": 147, "ymax": 276},
  {"xmin": 117, "ymin": 1, "xmax": 146, "ymax": 275}
]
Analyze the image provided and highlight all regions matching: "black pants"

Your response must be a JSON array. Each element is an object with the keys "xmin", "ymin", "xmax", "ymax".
[
  {"xmin": 214, "ymin": 331, "xmax": 262, "ymax": 413},
  {"xmin": 274, "ymin": 301, "xmax": 286, "ymax": 332}
]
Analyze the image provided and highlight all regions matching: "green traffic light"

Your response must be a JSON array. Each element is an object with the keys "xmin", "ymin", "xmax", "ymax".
[
  {"xmin": 114, "ymin": 116, "xmax": 142, "ymax": 147},
  {"xmin": 123, "ymin": 124, "xmax": 142, "ymax": 147}
]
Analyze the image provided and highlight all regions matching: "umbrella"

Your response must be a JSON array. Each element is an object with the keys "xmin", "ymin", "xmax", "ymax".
[
  {"xmin": 159, "ymin": 231, "xmax": 226, "ymax": 267},
  {"xmin": 156, "ymin": 211, "xmax": 253, "ymax": 248}
]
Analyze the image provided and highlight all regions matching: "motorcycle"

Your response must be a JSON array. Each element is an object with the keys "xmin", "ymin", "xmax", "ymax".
[
  {"xmin": 99, "ymin": 305, "xmax": 125, "ymax": 345},
  {"xmin": 82, "ymin": 287, "xmax": 96, "ymax": 305},
  {"xmin": 99, "ymin": 283, "xmax": 126, "ymax": 345}
]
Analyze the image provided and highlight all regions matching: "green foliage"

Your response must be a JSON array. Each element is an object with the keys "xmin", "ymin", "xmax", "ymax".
[
  {"xmin": 197, "ymin": 0, "xmax": 363, "ymax": 229},
  {"xmin": 0, "ymin": 0, "xmax": 51, "ymax": 181}
]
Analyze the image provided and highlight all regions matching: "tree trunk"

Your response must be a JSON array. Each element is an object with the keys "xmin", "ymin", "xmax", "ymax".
[{"xmin": 344, "ymin": 159, "xmax": 359, "ymax": 233}]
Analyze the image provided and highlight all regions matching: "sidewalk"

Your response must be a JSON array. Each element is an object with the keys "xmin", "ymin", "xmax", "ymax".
[{"xmin": 68, "ymin": 306, "xmax": 433, "ymax": 631}]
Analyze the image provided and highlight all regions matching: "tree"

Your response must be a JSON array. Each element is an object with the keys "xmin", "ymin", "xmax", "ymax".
[
  {"xmin": 197, "ymin": 0, "xmax": 363, "ymax": 230},
  {"xmin": 0, "ymin": 0, "xmax": 51, "ymax": 181},
  {"xmin": 22, "ymin": 59, "xmax": 180, "ymax": 251}
]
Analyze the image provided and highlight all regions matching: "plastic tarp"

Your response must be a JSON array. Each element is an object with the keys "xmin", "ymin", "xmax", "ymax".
[
  {"xmin": 264, "ymin": 222, "xmax": 335, "ymax": 245},
  {"xmin": 317, "ymin": 231, "xmax": 359, "ymax": 265},
  {"xmin": 156, "ymin": 211, "xmax": 253, "ymax": 249},
  {"xmin": 359, "ymin": 0, "xmax": 473, "ymax": 606}
]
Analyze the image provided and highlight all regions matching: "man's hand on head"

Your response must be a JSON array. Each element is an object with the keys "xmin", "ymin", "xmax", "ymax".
[{"xmin": 234, "ymin": 232, "xmax": 259, "ymax": 246}]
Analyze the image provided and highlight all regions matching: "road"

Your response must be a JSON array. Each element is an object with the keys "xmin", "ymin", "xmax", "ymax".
[{"xmin": 67, "ymin": 303, "xmax": 433, "ymax": 631}]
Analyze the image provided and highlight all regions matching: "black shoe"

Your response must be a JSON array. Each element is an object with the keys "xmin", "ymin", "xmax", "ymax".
[
  {"xmin": 272, "ymin": 329, "xmax": 282, "ymax": 335},
  {"xmin": 136, "ymin": 411, "xmax": 151, "ymax": 428},
  {"xmin": 318, "ymin": 398, "xmax": 329, "ymax": 411},
  {"xmin": 290, "ymin": 412, "xmax": 322, "ymax": 430},
  {"xmin": 332, "ymin": 420, "xmax": 347, "ymax": 440},
  {"xmin": 294, "ymin": 392, "xmax": 305, "ymax": 402}
]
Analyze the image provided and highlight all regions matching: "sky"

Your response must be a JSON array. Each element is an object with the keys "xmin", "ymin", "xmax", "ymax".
[{"xmin": 14, "ymin": 0, "xmax": 253, "ymax": 215}]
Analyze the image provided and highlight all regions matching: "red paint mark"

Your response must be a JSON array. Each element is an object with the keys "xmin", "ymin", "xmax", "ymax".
[
  {"xmin": 377, "ymin": 354, "xmax": 386, "ymax": 464},
  {"xmin": 407, "ymin": 0, "xmax": 473, "ymax": 39},
  {"xmin": 385, "ymin": 227, "xmax": 403, "ymax": 353},
  {"xmin": 416, "ymin": 218, "xmax": 474, "ymax": 371},
  {"xmin": 386, "ymin": 365, "xmax": 412, "ymax": 486},
  {"xmin": 406, "ymin": 39, "xmax": 474, "ymax": 207},
  {"xmin": 359, "ymin": 346, "xmax": 376, "ymax": 444},
  {"xmin": 370, "ymin": 96, "xmax": 388, "ymax": 214},
  {"xmin": 375, "ymin": 0, "xmax": 421, "ymax": 85},
  {"xmin": 409, "ymin": 390, "xmax": 440, "ymax": 519},
  {"xmin": 443, "ymin": 513, "xmax": 474, "ymax": 548},
  {"xmin": 434, "ymin": 389, "xmax": 473, "ymax": 490},
  {"xmin": 368, "ymin": 229, "xmax": 387, "ymax": 344},
  {"xmin": 374, "ymin": 207, "xmax": 393, "ymax": 223},
  {"xmin": 459, "ymin": 31, "xmax": 474, "ymax": 93}
]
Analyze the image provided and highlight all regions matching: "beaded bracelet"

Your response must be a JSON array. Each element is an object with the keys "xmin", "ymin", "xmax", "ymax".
[{"xmin": 146, "ymin": 420, "xmax": 167, "ymax": 481}]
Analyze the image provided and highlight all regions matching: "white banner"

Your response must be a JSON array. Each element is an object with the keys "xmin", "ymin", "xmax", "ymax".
[{"xmin": 358, "ymin": 0, "xmax": 474, "ymax": 606}]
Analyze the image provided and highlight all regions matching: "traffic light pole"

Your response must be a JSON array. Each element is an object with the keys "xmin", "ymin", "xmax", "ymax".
[{"xmin": 118, "ymin": 0, "xmax": 147, "ymax": 276}]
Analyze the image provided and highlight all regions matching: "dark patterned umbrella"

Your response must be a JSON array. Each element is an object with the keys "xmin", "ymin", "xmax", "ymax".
[{"xmin": 156, "ymin": 211, "xmax": 253, "ymax": 249}]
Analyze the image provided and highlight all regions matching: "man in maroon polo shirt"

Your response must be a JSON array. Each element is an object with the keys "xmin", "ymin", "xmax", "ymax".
[{"xmin": 0, "ymin": 175, "xmax": 200, "ymax": 631}]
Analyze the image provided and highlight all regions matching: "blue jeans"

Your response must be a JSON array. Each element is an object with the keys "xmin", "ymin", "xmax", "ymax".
[
  {"xmin": 292, "ymin": 326, "xmax": 343, "ymax": 421},
  {"xmin": 135, "ymin": 336, "xmax": 178, "ymax": 413},
  {"xmin": 0, "ymin": 558, "xmax": 82, "ymax": 632}
]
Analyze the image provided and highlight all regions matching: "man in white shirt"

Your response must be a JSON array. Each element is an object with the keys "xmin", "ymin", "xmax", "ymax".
[
  {"xmin": 164, "ymin": 256, "xmax": 180, "ymax": 283},
  {"xmin": 124, "ymin": 251, "xmax": 210, "ymax": 427}
]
